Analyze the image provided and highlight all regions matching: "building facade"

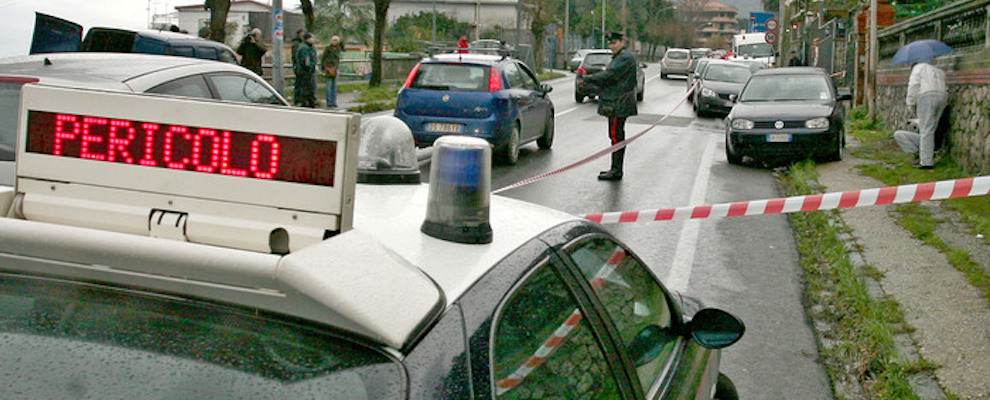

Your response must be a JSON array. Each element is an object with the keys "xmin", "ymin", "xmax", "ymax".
[{"xmin": 680, "ymin": 0, "xmax": 739, "ymax": 49}]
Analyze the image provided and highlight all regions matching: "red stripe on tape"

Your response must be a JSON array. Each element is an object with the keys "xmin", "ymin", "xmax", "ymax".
[
  {"xmin": 876, "ymin": 186, "xmax": 898, "ymax": 205},
  {"xmin": 585, "ymin": 214, "xmax": 603, "ymax": 223},
  {"xmin": 912, "ymin": 182, "xmax": 936, "ymax": 202},
  {"xmin": 728, "ymin": 201, "xmax": 748, "ymax": 216},
  {"xmin": 765, "ymin": 198, "xmax": 786, "ymax": 215},
  {"xmin": 801, "ymin": 194, "xmax": 824, "ymax": 212},
  {"xmin": 524, "ymin": 357, "xmax": 545, "ymax": 368},
  {"xmin": 950, "ymin": 177, "xmax": 974, "ymax": 198},
  {"xmin": 565, "ymin": 312, "xmax": 584, "ymax": 326},
  {"xmin": 691, "ymin": 205, "xmax": 712, "ymax": 219},
  {"xmin": 544, "ymin": 335, "xmax": 565, "ymax": 348},
  {"xmin": 655, "ymin": 209, "xmax": 676, "ymax": 220},
  {"xmin": 619, "ymin": 211, "xmax": 640, "ymax": 223},
  {"xmin": 606, "ymin": 250, "xmax": 626, "ymax": 266},
  {"xmin": 838, "ymin": 190, "xmax": 860, "ymax": 208}
]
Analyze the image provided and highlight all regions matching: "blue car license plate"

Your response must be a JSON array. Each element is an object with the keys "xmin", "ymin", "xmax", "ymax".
[
  {"xmin": 426, "ymin": 122, "xmax": 463, "ymax": 134},
  {"xmin": 767, "ymin": 133, "xmax": 792, "ymax": 143}
]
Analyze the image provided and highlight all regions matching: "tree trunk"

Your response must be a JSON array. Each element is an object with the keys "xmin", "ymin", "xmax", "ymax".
[
  {"xmin": 531, "ymin": 21, "xmax": 545, "ymax": 72},
  {"xmin": 371, "ymin": 0, "xmax": 391, "ymax": 87},
  {"xmin": 300, "ymin": 0, "xmax": 315, "ymax": 31},
  {"xmin": 205, "ymin": 0, "xmax": 231, "ymax": 43}
]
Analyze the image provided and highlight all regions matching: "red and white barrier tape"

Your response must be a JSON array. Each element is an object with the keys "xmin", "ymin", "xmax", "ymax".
[
  {"xmin": 584, "ymin": 176, "xmax": 990, "ymax": 224},
  {"xmin": 491, "ymin": 80, "xmax": 699, "ymax": 195},
  {"xmin": 495, "ymin": 247, "xmax": 626, "ymax": 395}
]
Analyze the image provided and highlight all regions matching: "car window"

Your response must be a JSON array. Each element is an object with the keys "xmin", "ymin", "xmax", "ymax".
[
  {"xmin": 703, "ymin": 64, "xmax": 752, "ymax": 83},
  {"xmin": 411, "ymin": 63, "xmax": 489, "ymax": 92},
  {"xmin": 219, "ymin": 49, "xmax": 239, "ymax": 64},
  {"xmin": 502, "ymin": 62, "xmax": 527, "ymax": 90},
  {"xmin": 196, "ymin": 46, "xmax": 220, "ymax": 61},
  {"xmin": 0, "ymin": 273, "xmax": 404, "ymax": 399},
  {"xmin": 171, "ymin": 45, "xmax": 195, "ymax": 58},
  {"xmin": 515, "ymin": 62, "xmax": 540, "ymax": 91},
  {"xmin": 584, "ymin": 53, "xmax": 612, "ymax": 66},
  {"xmin": 0, "ymin": 83, "xmax": 22, "ymax": 162},
  {"xmin": 666, "ymin": 51, "xmax": 688, "ymax": 60},
  {"xmin": 565, "ymin": 236, "xmax": 677, "ymax": 393},
  {"xmin": 492, "ymin": 262, "xmax": 622, "ymax": 399},
  {"xmin": 209, "ymin": 73, "xmax": 284, "ymax": 104},
  {"xmin": 133, "ymin": 35, "xmax": 168, "ymax": 55},
  {"xmin": 146, "ymin": 74, "xmax": 214, "ymax": 100},
  {"xmin": 741, "ymin": 75, "xmax": 831, "ymax": 102}
]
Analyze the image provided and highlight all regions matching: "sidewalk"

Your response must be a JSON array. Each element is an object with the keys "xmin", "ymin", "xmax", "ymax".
[{"xmin": 817, "ymin": 139, "xmax": 989, "ymax": 400}]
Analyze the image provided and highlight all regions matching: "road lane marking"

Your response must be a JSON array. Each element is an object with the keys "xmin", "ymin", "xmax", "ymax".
[{"xmin": 664, "ymin": 131, "xmax": 715, "ymax": 292}]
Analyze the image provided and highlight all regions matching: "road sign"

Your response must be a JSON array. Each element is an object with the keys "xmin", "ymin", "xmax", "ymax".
[
  {"xmin": 766, "ymin": 18, "xmax": 778, "ymax": 31},
  {"xmin": 765, "ymin": 31, "xmax": 778, "ymax": 44},
  {"xmin": 749, "ymin": 12, "xmax": 776, "ymax": 32}
]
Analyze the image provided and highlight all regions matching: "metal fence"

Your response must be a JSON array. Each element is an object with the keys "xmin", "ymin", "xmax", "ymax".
[{"xmin": 878, "ymin": 0, "xmax": 988, "ymax": 58}]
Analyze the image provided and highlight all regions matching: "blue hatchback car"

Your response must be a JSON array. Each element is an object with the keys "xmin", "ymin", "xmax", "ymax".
[{"xmin": 394, "ymin": 53, "xmax": 555, "ymax": 164}]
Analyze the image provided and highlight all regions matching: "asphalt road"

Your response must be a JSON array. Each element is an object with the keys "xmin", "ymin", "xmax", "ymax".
[{"xmin": 484, "ymin": 64, "xmax": 833, "ymax": 399}]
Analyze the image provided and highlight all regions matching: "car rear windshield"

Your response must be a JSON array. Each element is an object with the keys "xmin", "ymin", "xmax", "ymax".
[
  {"xmin": 740, "ymin": 75, "xmax": 831, "ymax": 102},
  {"xmin": 0, "ymin": 82, "xmax": 22, "ymax": 162},
  {"xmin": 411, "ymin": 63, "xmax": 490, "ymax": 92},
  {"xmin": 666, "ymin": 51, "xmax": 688, "ymax": 60},
  {"xmin": 703, "ymin": 64, "xmax": 752, "ymax": 83},
  {"xmin": 0, "ymin": 273, "xmax": 405, "ymax": 399},
  {"xmin": 583, "ymin": 54, "xmax": 612, "ymax": 66}
]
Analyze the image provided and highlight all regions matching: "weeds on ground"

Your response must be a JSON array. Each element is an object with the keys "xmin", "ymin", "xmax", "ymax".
[
  {"xmin": 846, "ymin": 106, "xmax": 990, "ymax": 304},
  {"xmin": 781, "ymin": 161, "xmax": 929, "ymax": 400},
  {"xmin": 537, "ymin": 71, "xmax": 566, "ymax": 82}
]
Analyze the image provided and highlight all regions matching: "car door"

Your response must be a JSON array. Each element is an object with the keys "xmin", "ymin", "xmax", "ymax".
[
  {"xmin": 505, "ymin": 61, "xmax": 548, "ymax": 141},
  {"xmin": 455, "ymin": 230, "xmax": 638, "ymax": 400},
  {"xmin": 557, "ymin": 234, "xmax": 687, "ymax": 399},
  {"xmin": 500, "ymin": 62, "xmax": 535, "ymax": 139},
  {"xmin": 29, "ymin": 12, "xmax": 82, "ymax": 54}
]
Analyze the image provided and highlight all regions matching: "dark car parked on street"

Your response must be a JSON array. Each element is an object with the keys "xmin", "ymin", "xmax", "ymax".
[
  {"xmin": 692, "ymin": 60, "xmax": 752, "ymax": 117},
  {"xmin": 394, "ymin": 53, "xmax": 554, "ymax": 165},
  {"xmin": 724, "ymin": 67, "xmax": 852, "ymax": 165}
]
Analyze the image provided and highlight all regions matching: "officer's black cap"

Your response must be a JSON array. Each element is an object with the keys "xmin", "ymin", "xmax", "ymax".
[{"xmin": 606, "ymin": 31, "xmax": 624, "ymax": 43}]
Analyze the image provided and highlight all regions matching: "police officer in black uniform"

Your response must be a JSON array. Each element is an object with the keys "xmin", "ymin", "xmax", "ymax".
[{"xmin": 581, "ymin": 31, "xmax": 638, "ymax": 181}]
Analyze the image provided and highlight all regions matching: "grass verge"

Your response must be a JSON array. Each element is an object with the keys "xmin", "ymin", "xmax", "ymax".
[{"xmin": 779, "ymin": 161, "xmax": 932, "ymax": 400}]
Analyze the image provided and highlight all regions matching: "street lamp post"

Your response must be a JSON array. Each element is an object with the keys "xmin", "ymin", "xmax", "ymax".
[{"xmin": 601, "ymin": 0, "xmax": 607, "ymax": 48}]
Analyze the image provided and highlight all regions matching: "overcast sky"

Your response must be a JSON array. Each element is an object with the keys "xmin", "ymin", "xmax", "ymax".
[{"xmin": 0, "ymin": 0, "xmax": 300, "ymax": 58}]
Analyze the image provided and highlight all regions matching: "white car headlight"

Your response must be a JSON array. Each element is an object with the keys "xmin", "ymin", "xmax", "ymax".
[
  {"xmin": 731, "ymin": 119, "xmax": 754, "ymax": 130},
  {"xmin": 701, "ymin": 87, "xmax": 716, "ymax": 97},
  {"xmin": 805, "ymin": 117, "xmax": 830, "ymax": 129}
]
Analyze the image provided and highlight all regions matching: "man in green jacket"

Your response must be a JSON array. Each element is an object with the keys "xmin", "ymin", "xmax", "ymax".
[
  {"xmin": 294, "ymin": 33, "xmax": 318, "ymax": 108},
  {"xmin": 581, "ymin": 31, "xmax": 638, "ymax": 181}
]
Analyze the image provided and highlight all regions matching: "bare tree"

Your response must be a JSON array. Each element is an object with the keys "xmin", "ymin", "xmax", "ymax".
[
  {"xmin": 300, "ymin": 0, "xmax": 315, "ymax": 31},
  {"xmin": 204, "ymin": 0, "xmax": 232, "ymax": 43},
  {"xmin": 522, "ymin": 0, "xmax": 559, "ymax": 72},
  {"xmin": 370, "ymin": 0, "xmax": 391, "ymax": 87}
]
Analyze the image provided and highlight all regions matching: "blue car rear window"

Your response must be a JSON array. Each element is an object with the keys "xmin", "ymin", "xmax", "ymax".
[{"xmin": 411, "ymin": 63, "xmax": 490, "ymax": 92}]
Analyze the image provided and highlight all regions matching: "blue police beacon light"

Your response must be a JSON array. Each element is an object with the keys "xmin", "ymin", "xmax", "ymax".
[{"xmin": 420, "ymin": 136, "xmax": 492, "ymax": 244}]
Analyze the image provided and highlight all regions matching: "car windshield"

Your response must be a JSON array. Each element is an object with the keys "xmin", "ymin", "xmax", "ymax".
[
  {"xmin": 740, "ymin": 74, "xmax": 832, "ymax": 102},
  {"xmin": 411, "ymin": 63, "xmax": 490, "ymax": 92},
  {"xmin": 667, "ymin": 51, "xmax": 688, "ymax": 60},
  {"xmin": 737, "ymin": 43, "xmax": 774, "ymax": 58},
  {"xmin": 703, "ymin": 64, "xmax": 752, "ymax": 83},
  {"xmin": 583, "ymin": 53, "xmax": 611, "ymax": 66},
  {"xmin": 0, "ymin": 273, "xmax": 405, "ymax": 399}
]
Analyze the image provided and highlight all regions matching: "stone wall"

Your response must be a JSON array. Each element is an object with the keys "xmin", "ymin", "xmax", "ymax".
[{"xmin": 873, "ymin": 0, "xmax": 989, "ymax": 174}]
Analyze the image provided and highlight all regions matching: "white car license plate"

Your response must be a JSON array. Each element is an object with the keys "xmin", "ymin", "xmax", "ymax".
[
  {"xmin": 426, "ymin": 122, "xmax": 463, "ymax": 134},
  {"xmin": 767, "ymin": 133, "xmax": 792, "ymax": 143}
]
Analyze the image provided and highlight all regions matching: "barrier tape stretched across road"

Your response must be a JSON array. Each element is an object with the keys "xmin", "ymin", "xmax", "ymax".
[
  {"xmin": 584, "ymin": 176, "xmax": 990, "ymax": 224},
  {"xmin": 491, "ymin": 80, "xmax": 699, "ymax": 195}
]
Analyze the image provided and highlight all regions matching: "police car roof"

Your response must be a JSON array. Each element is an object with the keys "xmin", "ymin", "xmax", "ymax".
[
  {"xmin": 0, "ymin": 182, "xmax": 578, "ymax": 351},
  {"xmin": 0, "ymin": 53, "xmax": 245, "ymax": 91}
]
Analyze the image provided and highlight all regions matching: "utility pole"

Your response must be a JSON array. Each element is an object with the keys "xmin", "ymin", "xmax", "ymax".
[
  {"xmin": 272, "ymin": 0, "xmax": 284, "ymax": 95},
  {"xmin": 778, "ymin": 0, "xmax": 787, "ymax": 67},
  {"xmin": 868, "ymin": 0, "xmax": 878, "ymax": 120}
]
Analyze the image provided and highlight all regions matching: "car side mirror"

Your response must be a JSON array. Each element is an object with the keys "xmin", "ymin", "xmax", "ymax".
[
  {"xmin": 640, "ymin": 63, "xmax": 647, "ymax": 69},
  {"xmin": 837, "ymin": 91, "xmax": 852, "ymax": 101},
  {"xmin": 729, "ymin": 94, "xmax": 738, "ymax": 103},
  {"xmin": 541, "ymin": 83, "xmax": 553, "ymax": 94},
  {"xmin": 686, "ymin": 308, "xmax": 745, "ymax": 349}
]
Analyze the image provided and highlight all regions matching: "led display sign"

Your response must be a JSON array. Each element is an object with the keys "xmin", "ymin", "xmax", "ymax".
[{"xmin": 25, "ymin": 111, "xmax": 336, "ymax": 186}]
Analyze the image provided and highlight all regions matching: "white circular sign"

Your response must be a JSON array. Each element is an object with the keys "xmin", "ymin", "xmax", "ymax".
[
  {"xmin": 766, "ymin": 18, "xmax": 778, "ymax": 31},
  {"xmin": 765, "ymin": 31, "xmax": 778, "ymax": 44}
]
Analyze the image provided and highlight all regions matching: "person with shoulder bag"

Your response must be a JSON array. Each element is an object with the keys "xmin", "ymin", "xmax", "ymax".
[{"xmin": 321, "ymin": 35, "xmax": 343, "ymax": 108}]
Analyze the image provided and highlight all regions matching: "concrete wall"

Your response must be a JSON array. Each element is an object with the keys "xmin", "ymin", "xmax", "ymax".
[{"xmin": 873, "ymin": 0, "xmax": 990, "ymax": 174}]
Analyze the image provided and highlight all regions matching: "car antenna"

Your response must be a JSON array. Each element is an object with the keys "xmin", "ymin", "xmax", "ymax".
[{"xmin": 44, "ymin": 57, "xmax": 53, "ymax": 66}]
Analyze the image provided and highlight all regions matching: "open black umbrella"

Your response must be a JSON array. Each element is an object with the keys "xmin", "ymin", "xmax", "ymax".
[{"xmin": 890, "ymin": 39, "xmax": 952, "ymax": 65}]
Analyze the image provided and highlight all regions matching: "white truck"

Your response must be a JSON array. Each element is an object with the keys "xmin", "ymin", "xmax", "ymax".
[{"xmin": 730, "ymin": 32, "xmax": 776, "ymax": 67}]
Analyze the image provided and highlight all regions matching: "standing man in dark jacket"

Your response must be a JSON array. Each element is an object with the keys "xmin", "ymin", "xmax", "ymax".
[
  {"xmin": 236, "ymin": 28, "xmax": 266, "ymax": 76},
  {"xmin": 294, "ymin": 33, "xmax": 318, "ymax": 108},
  {"xmin": 581, "ymin": 31, "xmax": 638, "ymax": 181}
]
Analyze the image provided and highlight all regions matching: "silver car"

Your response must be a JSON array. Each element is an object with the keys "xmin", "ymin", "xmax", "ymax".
[
  {"xmin": 661, "ymin": 48, "xmax": 691, "ymax": 79},
  {"xmin": 0, "ymin": 52, "xmax": 288, "ymax": 186}
]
